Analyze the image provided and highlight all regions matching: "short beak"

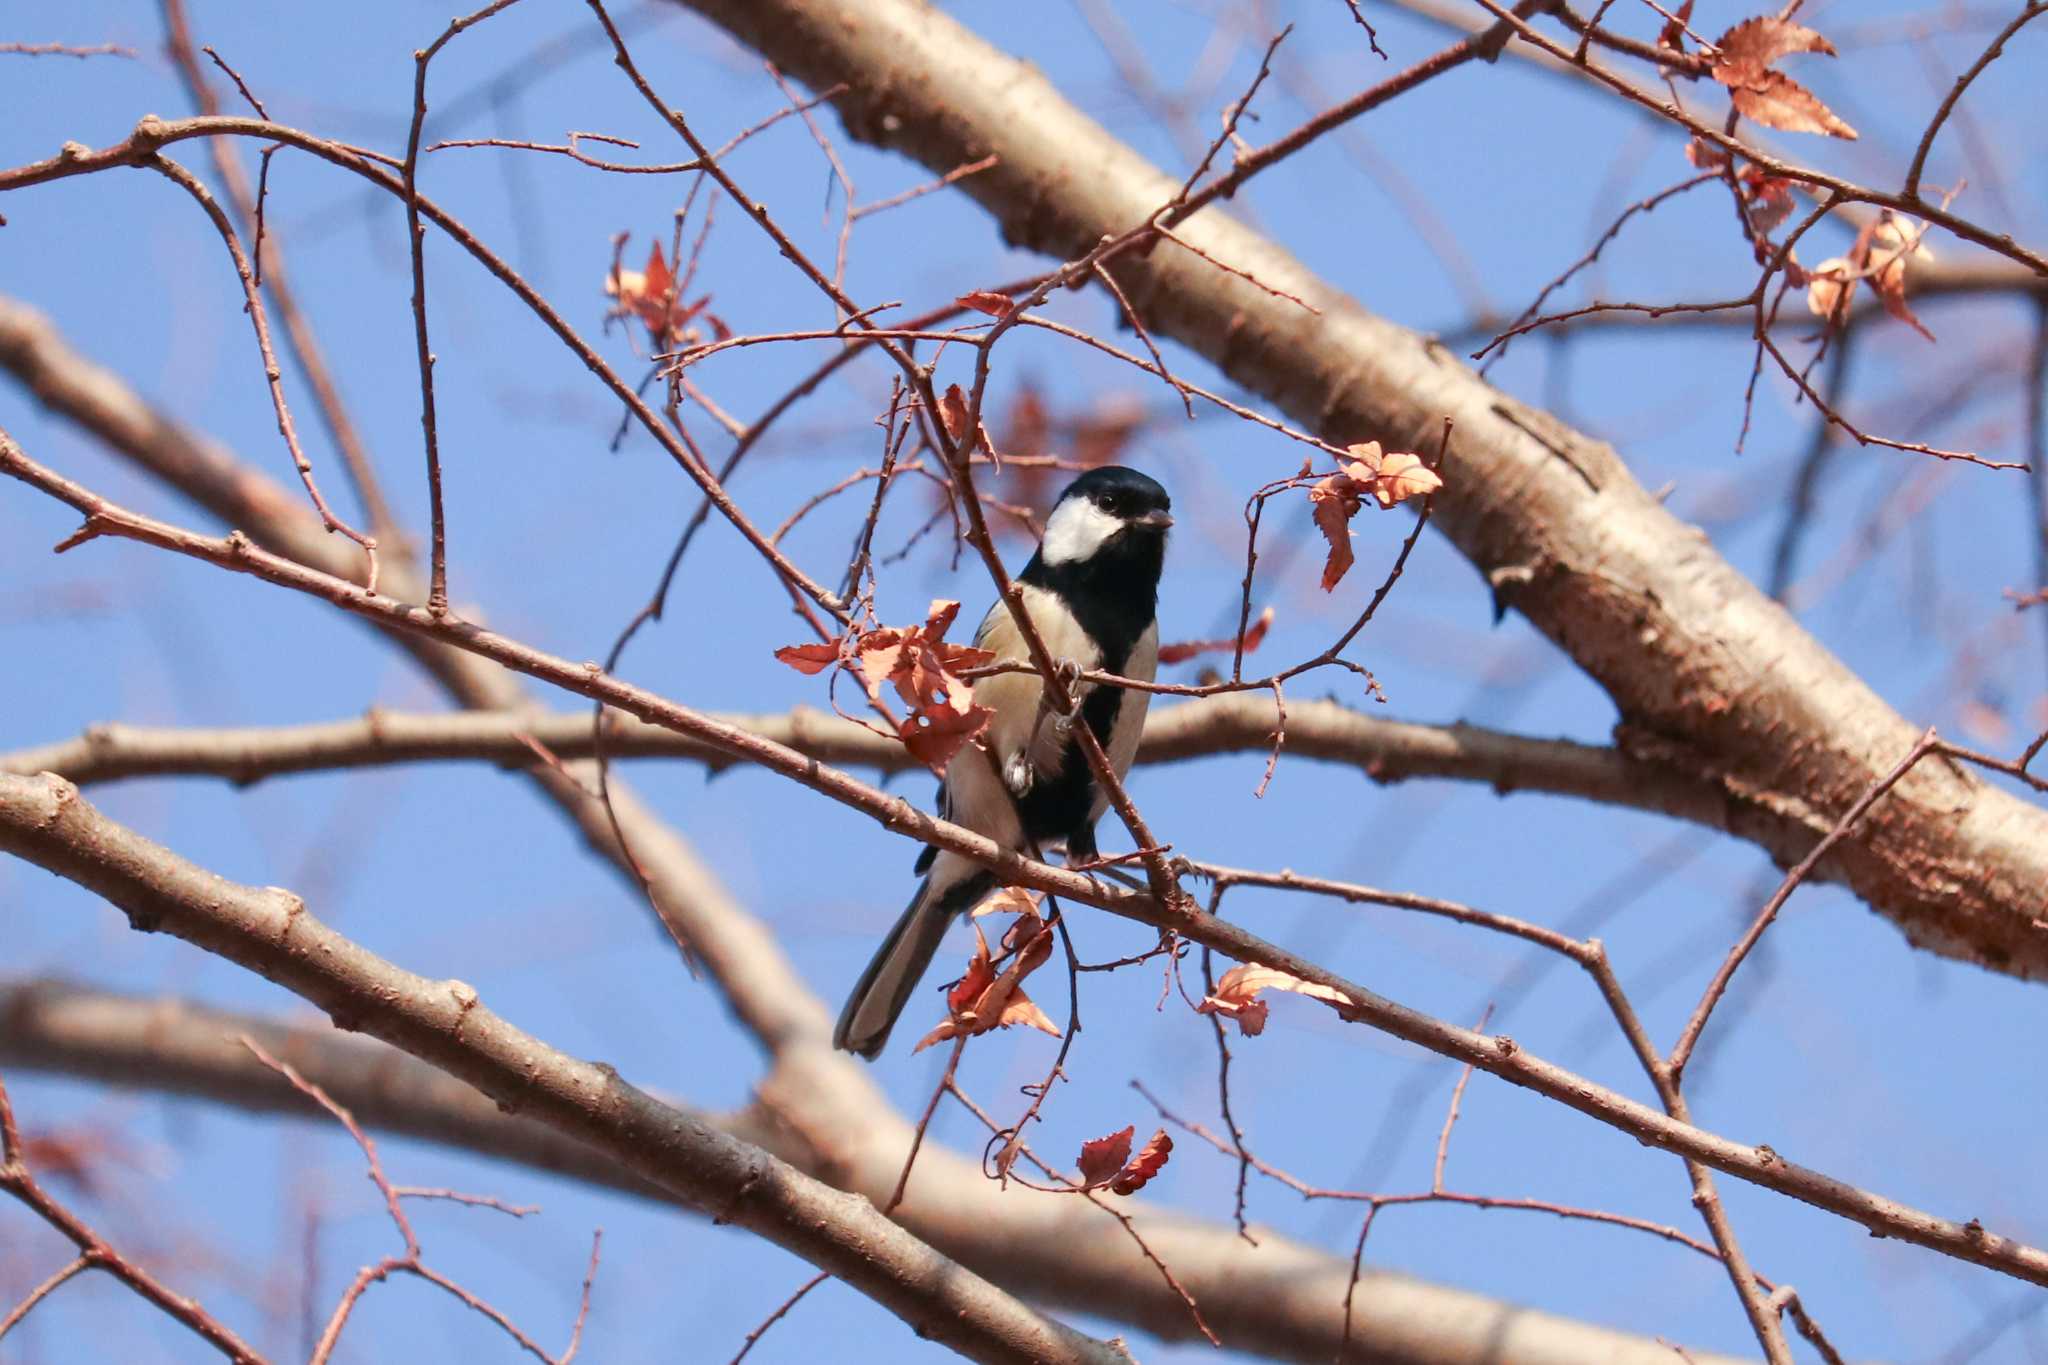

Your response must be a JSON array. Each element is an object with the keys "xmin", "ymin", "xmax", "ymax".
[{"xmin": 1133, "ymin": 509, "xmax": 1174, "ymax": 531}]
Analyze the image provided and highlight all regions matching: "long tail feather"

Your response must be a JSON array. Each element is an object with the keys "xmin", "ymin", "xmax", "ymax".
[{"xmin": 834, "ymin": 864, "xmax": 996, "ymax": 1059}]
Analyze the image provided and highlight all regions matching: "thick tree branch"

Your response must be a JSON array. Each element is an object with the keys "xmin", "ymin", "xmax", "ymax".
[
  {"xmin": 0, "ymin": 777, "xmax": 1125, "ymax": 1365},
  {"xmin": 3, "ymin": 697, "xmax": 1857, "ymax": 880},
  {"xmin": 666, "ymin": 0, "xmax": 2048, "ymax": 981},
  {"xmin": 0, "ymin": 979, "xmax": 1751, "ymax": 1365}
]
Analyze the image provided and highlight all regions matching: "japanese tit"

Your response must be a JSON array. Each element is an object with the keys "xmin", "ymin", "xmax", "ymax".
[{"xmin": 834, "ymin": 466, "xmax": 1173, "ymax": 1058}]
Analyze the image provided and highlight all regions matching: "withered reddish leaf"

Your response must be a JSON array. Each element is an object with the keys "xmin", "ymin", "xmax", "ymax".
[
  {"xmin": 856, "ymin": 633, "xmax": 909, "ymax": 691},
  {"xmin": 1658, "ymin": 0, "xmax": 1694, "ymax": 51},
  {"xmin": 784, "ymin": 599, "xmax": 995, "ymax": 771},
  {"xmin": 958, "ymin": 290, "xmax": 1016, "ymax": 317},
  {"xmin": 1873, "ymin": 263, "xmax": 1934, "ymax": 341},
  {"xmin": 938, "ymin": 384, "xmax": 971, "ymax": 443},
  {"xmin": 603, "ymin": 241, "xmax": 680, "ymax": 341},
  {"xmin": 912, "ymin": 992, "xmax": 1059, "ymax": 1053},
  {"xmin": 604, "ymin": 239, "xmax": 728, "ymax": 345},
  {"xmin": 994, "ymin": 989, "xmax": 1059, "ymax": 1038},
  {"xmin": 1708, "ymin": 17, "xmax": 1855, "ymax": 140},
  {"xmin": 1804, "ymin": 256, "xmax": 1859, "ymax": 322},
  {"xmin": 1010, "ymin": 916, "xmax": 1056, "ymax": 973},
  {"xmin": 914, "ymin": 918, "xmax": 1060, "ymax": 1051},
  {"xmin": 936, "ymin": 385, "xmax": 994, "ymax": 456},
  {"xmin": 1366, "ymin": 450, "xmax": 1443, "ymax": 509},
  {"xmin": 1714, "ymin": 16, "xmax": 1836, "ymax": 67},
  {"xmin": 773, "ymin": 642, "xmax": 841, "ymax": 675},
  {"xmin": 1078, "ymin": 1126, "xmax": 1135, "ymax": 1187},
  {"xmin": 899, "ymin": 703, "xmax": 994, "ymax": 770},
  {"xmin": 1721, "ymin": 68, "xmax": 1857, "ymax": 139},
  {"xmin": 922, "ymin": 598, "xmax": 963, "ymax": 637},
  {"xmin": 642, "ymin": 240, "xmax": 675, "ymax": 303},
  {"xmin": 1198, "ymin": 963, "xmax": 1359, "ymax": 1035},
  {"xmin": 932, "ymin": 641, "xmax": 997, "ymax": 673},
  {"xmin": 1683, "ymin": 136, "xmax": 1730, "ymax": 171},
  {"xmin": 945, "ymin": 930, "xmax": 999, "ymax": 1016},
  {"xmin": 1214, "ymin": 995, "xmax": 1270, "ymax": 1036},
  {"xmin": 1871, "ymin": 217, "xmax": 1937, "ymax": 342},
  {"xmin": 1738, "ymin": 169, "xmax": 1796, "ymax": 236},
  {"xmin": 972, "ymin": 885, "xmax": 1045, "ymax": 920},
  {"xmin": 1309, "ymin": 473, "xmax": 1362, "ymax": 592},
  {"xmin": 1110, "ymin": 1130, "xmax": 1173, "ymax": 1196},
  {"xmin": 1157, "ymin": 605, "xmax": 1275, "ymax": 665}
]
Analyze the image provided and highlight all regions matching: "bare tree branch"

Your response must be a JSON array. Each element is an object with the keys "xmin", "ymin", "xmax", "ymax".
[
  {"xmin": 0, "ymin": 979, "xmax": 1754, "ymax": 1365},
  {"xmin": 0, "ymin": 694, "xmax": 1901, "ymax": 892},
  {"xmin": 0, "ymin": 776, "xmax": 1127, "ymax": 1365}
]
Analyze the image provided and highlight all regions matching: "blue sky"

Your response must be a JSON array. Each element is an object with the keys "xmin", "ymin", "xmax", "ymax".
[{"xmin": 3, "ymin": 1, "xmax": 2046, "ymax": 1361}]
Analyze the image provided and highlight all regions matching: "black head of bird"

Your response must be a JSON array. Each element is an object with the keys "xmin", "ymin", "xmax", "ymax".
[{"xmin": 1027, "ymin": 465, "xmax": 1173, "ymax": 581}]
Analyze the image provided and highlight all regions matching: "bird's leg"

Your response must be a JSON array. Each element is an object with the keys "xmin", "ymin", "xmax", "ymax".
[{"xmin": 1049, "ymin": 658, "xmax": 1087, "ymax": 738}]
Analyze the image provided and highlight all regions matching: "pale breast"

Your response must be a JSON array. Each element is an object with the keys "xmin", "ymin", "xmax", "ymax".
[{"xmin": 967, "ymin": 587, "xmax": 1107, "ymax": 795}]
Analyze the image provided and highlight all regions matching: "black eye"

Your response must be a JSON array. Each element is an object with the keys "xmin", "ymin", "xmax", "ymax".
[{"xmin": 1096, "ymin": 493, "xmax": 1119, "ymax": 514}]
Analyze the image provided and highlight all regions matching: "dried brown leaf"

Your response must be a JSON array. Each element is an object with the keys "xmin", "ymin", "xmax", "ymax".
[
  {"xmin": 1805, "ymin": 256, "xmax": 1859, "ymax": 322},
  {"xmin": 1720, "ymin": 67, "xmax": 1857, "ymax": 139},
  {"xmin": 1739, "ymin": 168, "xmax": 1796, "ymax": 236},
  {"xmin": 937, "ymin": 383, "xmax": 993, "ymax": 455},
  {"xmin": 1714, "ymin": 16, "xmax": 1835, "ymax": 67},
  {"xmin": 1110, "ymin": 1130, "xmax": 1173, "ymax": 1196},
  {"xmin": 972, "ymin": 885, "xmax": 1045, "ymax": 920},
  {"xmin": 994, "ymin": 989, "xmax": 1059, "ymax": 1037},
  {"xmin": 938, "ymin": 383, "xmax": 971, "ymax": 443},
  {"xmin": 604, "ymin": 239, "xmax": 728, "ymax": 345},
  {"xmin": 1871, "ymin": 217, "xmax": 1937, "ymax": 341},
  {"xmin": 777, "ymin": 599, "xmax": 995, "ymax": 772},
  {"xmin": 603, "ymin": 242, "xmax": 673, "ymax": 341},
  {"xmin": 899, "ymin": 703, "xmax": 994, "ymax": 770},
  {"xmin": 1077, "ymin": 1126, "xmax": 1135, "ymax": 1187},
  {"xmin": 1309, "ymin": 472, "xmax": 1362, "ymax": 592},
  {"xmin": 773, "ymin": 642, "xmax": 840, "ymax": 675},
  {"xmin": 912, "ymin": 915, "xmax": 1059, "ymax": 1050},
  {"xmin": 1658, "ymin": 0, "xmax": 1695, "ymax": 52},
  {"xmin": 1197, "ymin": 963, "xmax": 1360, "ymax": 1035},
  {"xmin": 1365, "ymin": 449, "xmax": 1443, "ymax": 508},
  {"xmin": 1683, "ymin": 135, "xmax": 1730, "ymax": 171},
  {"xmin": 1707, "ymin": 17, "xmax": 1855, "ymax": 139},
  {"xmin": 958, "ymin": 290, "xmax": 1016, "ymax": 317}
]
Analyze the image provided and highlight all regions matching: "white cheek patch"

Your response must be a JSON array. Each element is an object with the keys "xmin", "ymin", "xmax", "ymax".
[{"xmin": 1039, "ymin": 497, "xmax": 1123, "ymax": 564}]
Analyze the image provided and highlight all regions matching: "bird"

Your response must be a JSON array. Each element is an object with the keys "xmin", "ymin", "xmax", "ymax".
[{"xmin": 834, "ymin": 465, "xmax": 1173, "ymax": 1058}]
